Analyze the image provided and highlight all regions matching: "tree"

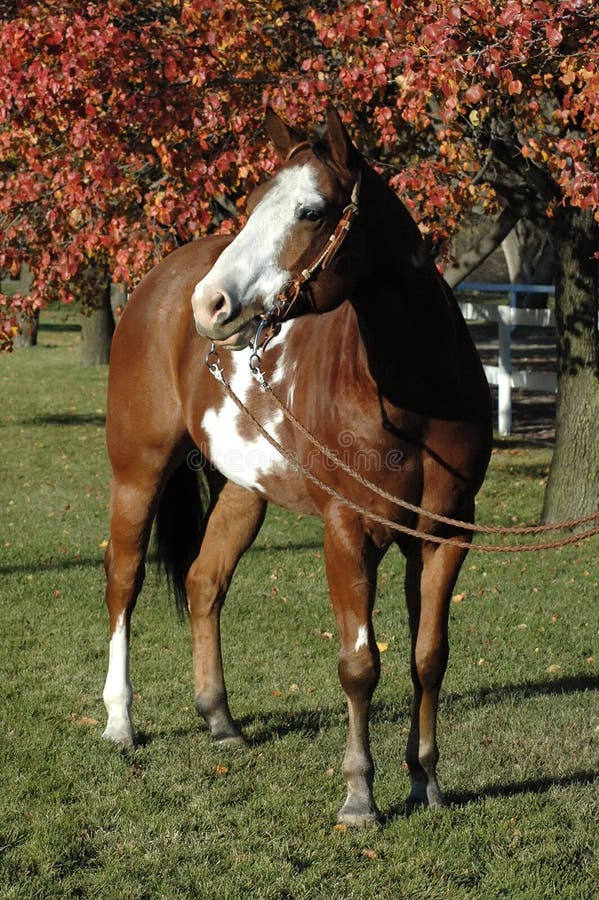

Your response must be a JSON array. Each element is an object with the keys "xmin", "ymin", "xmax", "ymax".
[
  {"xmin": 502, "ymin": 220, "xmax": 554, "ymax": 308},
  {"xmin": 287, "ymin": 0, "xmax": 599, "ymax": 523},
  {"xmin": 0, "ymin": 1, "xmax": 597, "ymax": 521},
  {"xmin": 0, "ymin": 0, "xmax": 305, "ymax": 355}
]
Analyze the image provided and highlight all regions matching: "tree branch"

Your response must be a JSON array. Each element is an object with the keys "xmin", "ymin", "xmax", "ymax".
[
  {"xmin": 444, "ymin": 207, "xmax": 520, "ymax": 288},
  {"xmin": 490, "ymin": 136, "xmax": 559, "ymax": 204}
]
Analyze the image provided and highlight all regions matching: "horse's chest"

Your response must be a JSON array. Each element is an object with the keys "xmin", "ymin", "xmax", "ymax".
[{"xmin": 200, "ymin": 347, "xmax": 292, "ymax": 494}]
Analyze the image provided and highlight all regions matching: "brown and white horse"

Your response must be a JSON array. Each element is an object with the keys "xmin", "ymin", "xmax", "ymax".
[{"xmin": 102, "ymin": 108, "xmax": 492, "ymax": 825}]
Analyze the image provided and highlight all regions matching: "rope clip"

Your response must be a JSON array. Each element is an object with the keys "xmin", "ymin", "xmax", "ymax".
[{"xmin": 205, "ymin": 343, "xmax": 225, "ymax": 383}]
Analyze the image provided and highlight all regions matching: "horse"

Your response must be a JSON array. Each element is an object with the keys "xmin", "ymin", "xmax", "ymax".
[{"xmin": 102, "ymin": 107, "xmax": 492, "ymax": 826}]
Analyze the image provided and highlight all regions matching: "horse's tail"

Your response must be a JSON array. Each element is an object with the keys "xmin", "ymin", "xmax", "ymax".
[{"xmin": 155, "ymin": 460, "xmax": 206, "ymax": 617}]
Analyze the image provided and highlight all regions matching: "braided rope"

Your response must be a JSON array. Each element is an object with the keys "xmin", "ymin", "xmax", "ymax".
[
  {"xmin": 262, "ymin": 381, "xmax": 599, "ymax": 535},
  {"xmin": 211, "ymin": 366, "xmax": 599, "ymax": 553}
]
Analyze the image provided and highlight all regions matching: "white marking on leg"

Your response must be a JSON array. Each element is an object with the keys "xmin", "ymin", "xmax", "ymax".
[
  {"xmin": 354, "ymin": 625, "xmax": 369, "ymax": 652},
  {"xmin": 202, "ymin": 324, "xmax": 295, "ymax": 491},
  {"xmin": 102, "ymin": 612, "xmax": 135, "ymax": 745}
]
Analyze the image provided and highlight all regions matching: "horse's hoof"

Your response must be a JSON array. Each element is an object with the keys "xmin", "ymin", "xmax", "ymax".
[
  {"xmin": 406, "ymin": 780, "xmax": 446, "ymax": 809},
  {"xmin": 337, "ymin": 798, "xmax": 382, "ymax": 828},
  {"xmin": 427, "ymin": 790, "xmax": 446, "ymax": 809},
  {"xmin": 213, "ymin": 732, "xmax": 247, "ymax": 748},
  {"xmin": 102, "ymin": 725, "xmax": 136, "ymax": 749}
]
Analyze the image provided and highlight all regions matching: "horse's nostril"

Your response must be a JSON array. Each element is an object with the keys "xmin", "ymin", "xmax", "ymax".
[{"xmin": 209, "ymin": 291, "xmax": 230, "ymax": 324}]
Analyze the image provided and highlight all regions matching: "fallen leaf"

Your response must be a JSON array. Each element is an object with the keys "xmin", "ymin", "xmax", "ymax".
[
  {"xmin": 99, "ymin": 539, "xmax": 108, "ymax": 549},
  {"xmin": 376, "ymin": 642, "xmax": 389, "ymax": 652},
  {"xmin": 546, "ymin": 663, "xmax": 561, "ymax": 673},
  {"xmin": 271, "ymin": 689, "xmax": 282, "ymax": 696},
  {"xmin": 452, "ymin": 592, "xmax": 467, "ymax": 603},
  {"xmin": 214, "ymin": 764, "xmax": 228, "ymax": 776},
  {"xmin": 322, "ymin": 631, "xmax": 333, "ymax": 640},
  {"xmin": 333, "ymin": 823, "xmax": 348, "ymax": 833},
  {"xmin": 361, "ymin": 848, "xmax": 378, "ymax": 860},
  {"xmin": 71, "ymin": 715, "xmax": 99, "ymax": 727}
]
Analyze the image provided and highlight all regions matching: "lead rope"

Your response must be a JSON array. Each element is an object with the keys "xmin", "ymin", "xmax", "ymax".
[
  {"xmin": 261, "ymin": 372, "xmax": 599, "ymax": 535},
  {"xmin": 206, "ymin": 348, "xmax": 599, "ymax": 553}
]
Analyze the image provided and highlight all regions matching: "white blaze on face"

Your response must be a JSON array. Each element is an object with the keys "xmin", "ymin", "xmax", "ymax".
[{"xmin": 192, "ymin": 163, "xmax": 324, "ymax": 318}]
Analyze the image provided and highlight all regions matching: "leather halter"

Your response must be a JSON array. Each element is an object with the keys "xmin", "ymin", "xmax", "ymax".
[{"xmin": 251, "ymin": 142, "xmax": 362, "ymax": 357}]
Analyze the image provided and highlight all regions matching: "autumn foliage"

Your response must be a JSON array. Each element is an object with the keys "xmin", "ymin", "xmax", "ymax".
[{"xmin": 1, "ymin": 0, "xmax": 598, "ymax": 349}]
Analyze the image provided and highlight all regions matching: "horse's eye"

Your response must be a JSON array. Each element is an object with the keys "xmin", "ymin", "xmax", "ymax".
[{"xmin": 296, "ymin": 206, "xmax": 322, "ymax": 223}]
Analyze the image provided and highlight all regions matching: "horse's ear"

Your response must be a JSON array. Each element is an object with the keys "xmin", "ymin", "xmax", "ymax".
[
  {"xmin": 325, "ymin": 107, "xmax": 359, "ymax": 175},
  {"xmin": 265, "ymin": 107, "xmax": 304, "ymax": 161}
]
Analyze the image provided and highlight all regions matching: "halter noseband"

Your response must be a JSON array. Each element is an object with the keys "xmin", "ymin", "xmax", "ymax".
[{"xmin": 251, "ymin": 143, "xmax": 362, "ymax": 358}]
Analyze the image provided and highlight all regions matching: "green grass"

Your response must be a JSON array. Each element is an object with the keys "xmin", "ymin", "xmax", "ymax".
[{"xmin": 1, "ymin": 311, "xmax": 597, "ymax": 898}]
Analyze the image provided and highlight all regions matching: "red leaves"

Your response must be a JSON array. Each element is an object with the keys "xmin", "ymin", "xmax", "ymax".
[
  {"xmin": 463, "ymin": 84, "xmax": 485, "ymax": 104},
  {"xmin": 0, "ymin": 0, "xmax": 597, "ymax": 353},
  {"xmin": 498, "ymin": 2, "xmax": 522, "ymax": 27}
]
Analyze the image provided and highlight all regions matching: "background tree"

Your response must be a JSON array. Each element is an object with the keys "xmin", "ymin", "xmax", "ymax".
[{"xmin": 1, "ymin": 0, "xmax": 597, "ymax": 520}]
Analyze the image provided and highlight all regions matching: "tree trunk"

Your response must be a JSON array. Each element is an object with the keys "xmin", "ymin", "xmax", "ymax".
[
  {"xmin": 444, "ymin": 208, "xmax": 519, "ymax": 288},
  {"xmin": 542, "ymin": 207, "xmax": 599, "ymax": 523},
  {"xmin": 79, "ymin": 264, "xmax": 115, "ymax": 365},
  {"xmin": 14, "ymin": 308, "xmax": 39, "ymax": 347},
  {"xmin": 501, "ymin": 218, "xmax": 554, "ymax": 308}
]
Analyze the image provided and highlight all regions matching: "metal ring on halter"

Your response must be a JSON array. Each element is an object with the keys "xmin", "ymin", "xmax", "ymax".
[
  {"xmin": 251, "ymin": 314, "xmax": 274, "ymax": 356},
  {"xmin": 205, "ymin": 342, "xmax": 225, "ymax": 383},
  {"xmin": 249, "ymin": 350, "xmax": 268, "ymax": 388}
]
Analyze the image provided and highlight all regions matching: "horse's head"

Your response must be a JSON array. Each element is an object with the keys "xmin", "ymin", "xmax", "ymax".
[{"xmin": 192, "ymin": 107, "xmax": 363, "ymax": 349}]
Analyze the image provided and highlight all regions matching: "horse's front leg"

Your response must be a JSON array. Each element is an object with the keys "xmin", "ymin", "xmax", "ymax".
[
  {"xmin": 324, "ymin": 507, "xmax": 383, "ymax": 826},
  {"xmin": 186, "ymin": 480, "xmax": 266, "ymax": 745},
  {"xmin": 404, "ymin": 528, "xmax": 471, "ymax": 808}
]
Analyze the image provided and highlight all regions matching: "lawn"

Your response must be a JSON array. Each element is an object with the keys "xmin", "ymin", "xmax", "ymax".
[{"xmin": 0, "ymin": 311, "xmax": 597, "ymax": 898}]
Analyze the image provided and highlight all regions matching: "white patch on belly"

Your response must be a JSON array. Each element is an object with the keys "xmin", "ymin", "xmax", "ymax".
[
  {"xmin": 202, "ymin": 323, "xmax": 294, "ymax": 491},
  {"xmin": 354, "ymin": 625, "xmax": 369, "ymax": 652}
]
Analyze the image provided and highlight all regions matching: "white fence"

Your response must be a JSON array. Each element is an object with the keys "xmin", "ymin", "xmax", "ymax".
[{"xmin": 457, "ymin": 283, "xmax": 556, "ymax": 436}]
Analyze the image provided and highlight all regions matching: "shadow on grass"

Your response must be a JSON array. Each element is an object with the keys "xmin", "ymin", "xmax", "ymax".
[
  {"xmin": 0, "ymin": 555, "xmax": 104, "ymax": 576},
  {"xmin": 443, "ymin": 674, "xmax": 599, "ymax": 711},
  {"xmin": 21, "ymin": 413, "xmax": 106, "ymax": 427},
  {"xmin": 242, "ymin": 707, "xmax": 343, "ymax": 743},
  {"xmin": 445, "ymin": 769, "xmax": 597, "ymax": 808},
  {"xmin": 0, "ymin": 542, "xmax": 324, "ymax": 576},
  {"xmin": 181, "ymin": 674, "xmax": 597, "ymax": 747},
  {"xmin": 385, "ymin": 770, "xmax": 597, "ymax": 822}
]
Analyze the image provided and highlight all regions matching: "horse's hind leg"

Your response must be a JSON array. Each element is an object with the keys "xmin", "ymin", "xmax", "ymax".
[
  {"xmin": 186, "ymin": 480, "xmax": 266, "ymax": 745},
  {"xmin": 102, "ymin": 471, "xmax": 162, "ymax": 746},
  {"xmin": 404, "ymin": 527, "xmax": 471, "ymax": 807},
  {"xmin": 324, "ymin": 508, "xmax": 383, "ymax": 826}
]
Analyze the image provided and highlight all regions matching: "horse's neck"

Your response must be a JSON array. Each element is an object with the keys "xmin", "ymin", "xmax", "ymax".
[{"xmin": 351, "ymin": 169, "xmax": 476, "ymax": 416}]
